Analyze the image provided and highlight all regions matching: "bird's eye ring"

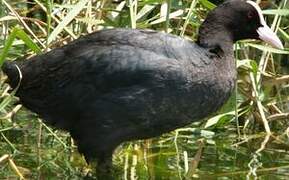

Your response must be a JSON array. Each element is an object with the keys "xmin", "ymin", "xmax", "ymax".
[{"xmin": 247, "ymin": 11, "xmax": 254, "ymax": 19}]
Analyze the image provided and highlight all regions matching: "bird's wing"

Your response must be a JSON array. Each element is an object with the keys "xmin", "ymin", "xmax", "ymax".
[{"xmin": 14, "ymin": 29, "xmax": 186, "ymax": 105}]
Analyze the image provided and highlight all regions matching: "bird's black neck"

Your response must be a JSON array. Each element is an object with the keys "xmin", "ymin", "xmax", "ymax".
[
  {"xmin": 197, "ymin": 23, "xmax": 234, "ymax": 57},
  {"xmin": 197, "ymin": 31, "xmax": 234, "ymax": 56}
]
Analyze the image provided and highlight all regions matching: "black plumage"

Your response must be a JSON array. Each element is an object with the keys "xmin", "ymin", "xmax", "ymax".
[{"xmin": 2, "ymin": 0, "xmax": 282, "ymax": 175}]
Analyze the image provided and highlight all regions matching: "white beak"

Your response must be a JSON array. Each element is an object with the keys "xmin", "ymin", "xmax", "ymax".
[
  {"xmin": 246, "ymin": 1, "xmax": 284, "ymax": 49},
  {"xmin": 257, "ymin": 25, "xmax": 284, "ymax": 49}
]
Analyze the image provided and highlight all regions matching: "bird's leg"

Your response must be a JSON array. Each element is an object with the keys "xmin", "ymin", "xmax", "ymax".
[
  {"xmin": 75, "ymin": 140, "xmax": 116, "ymax": 177},
  {"xmin": 90, "ymin": 151, "xmax": 115, "ymax": 180},
  {"xmin": 78, "ymin": 145, "xmax": 114, "ymax": 179},
  {"xmin": 71, "ymin": 128, "xmax": 123, "ymax": 178},
  {"xmin": 95, "ymin": 152, "xmax": 112, "ymax": 173}
]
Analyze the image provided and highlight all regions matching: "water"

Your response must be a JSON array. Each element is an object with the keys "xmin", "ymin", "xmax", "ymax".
[
  {"xmin": 1, "ymin": 110, "xmax": 289, "ymax": 179},
  {"xmin": 113, "ymin": 126, "xmax": 289, "ymax": 179}
]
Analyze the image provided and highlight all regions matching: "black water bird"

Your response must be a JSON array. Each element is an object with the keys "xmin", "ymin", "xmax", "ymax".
[{"xmin": 2, "ymin": 0, "xmax": 283, "ymax": 175}]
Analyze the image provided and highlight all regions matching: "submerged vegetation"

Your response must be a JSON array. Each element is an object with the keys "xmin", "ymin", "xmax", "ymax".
[{"xmin": 0, "ymin": 0, "xmax": 289, "ymax": 179}]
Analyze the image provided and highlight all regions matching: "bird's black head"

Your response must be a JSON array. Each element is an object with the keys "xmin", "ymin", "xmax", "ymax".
[{"xmin": 198, "ymin": 0, "xmax": 283, "ymax": 49}]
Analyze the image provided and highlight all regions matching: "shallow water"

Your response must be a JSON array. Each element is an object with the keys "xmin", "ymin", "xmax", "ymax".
[
  {"xmin": 115, "ymin": 127, "xmax": 289, "ymax": 179},
  {"xmin": 1, "ymin": 110, "xmax": 289, "ymax": 179}
]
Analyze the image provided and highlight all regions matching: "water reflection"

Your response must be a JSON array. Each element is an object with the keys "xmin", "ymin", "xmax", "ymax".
[
  {"xmin": 1, "ymin": 113, "xmax": 289, "ymax": 179},
  {"xmin": 119, "ymin": 128, "xmax": 289, "ymax": 179}
]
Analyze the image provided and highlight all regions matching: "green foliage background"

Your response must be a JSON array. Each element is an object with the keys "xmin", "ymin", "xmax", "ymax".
[{"xmin": 0, "ymin": 0, "xmax": 289, "ymax": 179}]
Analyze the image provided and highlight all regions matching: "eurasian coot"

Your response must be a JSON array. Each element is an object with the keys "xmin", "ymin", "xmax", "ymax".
[{"xmin": 2, "ymin": 0, "xmax": 283, "ymax": 174}]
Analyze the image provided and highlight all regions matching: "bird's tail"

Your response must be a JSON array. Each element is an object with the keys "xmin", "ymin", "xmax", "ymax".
[{"xmin": 2, "ymin": 61, "xmax": 22, "ymax": 89}]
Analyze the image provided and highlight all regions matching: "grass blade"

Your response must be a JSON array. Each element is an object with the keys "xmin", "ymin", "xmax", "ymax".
[
  {"xmin": 262, "ymin": 9, "xmax": 289, "ymax": 16},
  {"xmin": 248, "ymin": 43, "xmax": 289, "ymax": 54},
  {"xmin": 47, "ymin": 0, "xmax": 89, "ymax": 43}
]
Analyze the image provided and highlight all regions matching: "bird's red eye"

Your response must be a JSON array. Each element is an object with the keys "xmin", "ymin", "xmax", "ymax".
[{"xmin": 247, "ymin": 11, "xmax": 254, "ymax": 19}]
